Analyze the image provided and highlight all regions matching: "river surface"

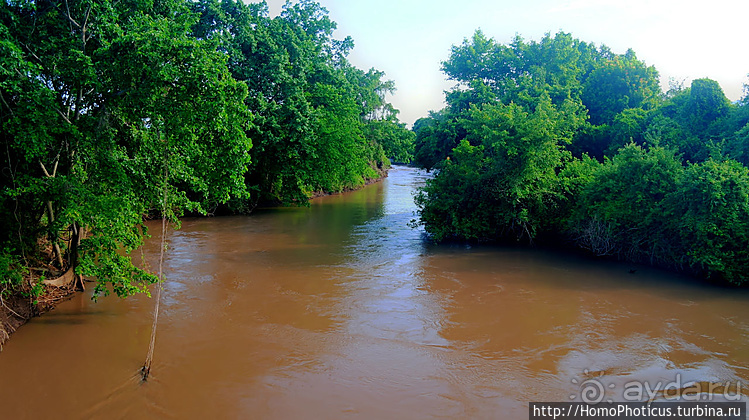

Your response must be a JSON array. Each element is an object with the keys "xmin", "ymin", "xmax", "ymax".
[{"xmin": 1, "ymin": 165, "xmax": 749, "ymax": 419}]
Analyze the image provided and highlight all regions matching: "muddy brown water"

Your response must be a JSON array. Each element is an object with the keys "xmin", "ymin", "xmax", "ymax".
[{"xmin": 1, "ymin": 166, "xmax": 749, "ymax": 419}]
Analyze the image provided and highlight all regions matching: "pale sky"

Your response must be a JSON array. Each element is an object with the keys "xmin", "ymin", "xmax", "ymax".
[{"xmin": 259, "ymin": 0, "xmax": 749, "ymax": 126}]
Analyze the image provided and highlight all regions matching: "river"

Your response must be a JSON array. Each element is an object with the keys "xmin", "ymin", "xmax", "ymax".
[{"xmin": 1, "ymin": 165, "xmax": 748, "ymax": 418}]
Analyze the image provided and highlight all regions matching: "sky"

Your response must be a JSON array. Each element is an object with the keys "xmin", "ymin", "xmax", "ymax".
[{"xmin": 258, "ymin": 0, "xmax": 749, "ymax": 127}]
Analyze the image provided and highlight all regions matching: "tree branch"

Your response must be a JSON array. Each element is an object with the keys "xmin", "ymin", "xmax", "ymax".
[
  {"xmin": 64, "ymin": 0, "xmax": 79, "ymax": 29},
  {"xmin": 39, "ymin": 160, "xmax": 51, "ymax": 178},
  {"xmin": 81, "ymin": 3, "xmax": 92, "ymax": 50},
  {"xmin": 55, "ymin": 107, "xmax": 73, "ymax": 125},
  {"xmin": 0, "ymin": 91, "xmax": 15, "ymax": 116},
  {"xmin": 39, "ymin": 154, "xmax": 60, "ymax": 178},
  {"xmin": 52, "ymin": 154, "xmax": 59, "ymax": 178},
  {"xmin": 48, "ymin": 1, "xmax": 80, "ymax": 29},
  {"xmin": 17, "ymin": 40, "xmax": 44, "ymax": 66}
]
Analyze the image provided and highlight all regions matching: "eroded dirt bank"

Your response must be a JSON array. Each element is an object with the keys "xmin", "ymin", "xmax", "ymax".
[
  {"xmin": 0, "ymin": 170, "xmax": 391, "ymax": 349},
  {"xmin": 0, "ymin": 284, "xmax": 75, "ymax": 350}
]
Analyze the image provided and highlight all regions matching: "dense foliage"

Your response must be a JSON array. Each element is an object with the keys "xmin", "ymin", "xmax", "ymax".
[
  {"xmin": 414, "ymin": 30, "xmax": 749, "ymax": 284},
  {"xmin": 191, "ymin": 0, "xmax": 413, "ymax": 205},
  {"xmin": 0, "ymin": 0, "xmax": 413, "ymax": 297}
]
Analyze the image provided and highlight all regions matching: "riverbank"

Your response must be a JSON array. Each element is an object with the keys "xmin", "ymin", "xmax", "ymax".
[
  {"xmin": 3, "ymin": 165, "xmax": 748, "ymax": 418},
  {"xmin": 0, "ymin": 282, "xmax": 76, "ymax": 350},
  {"xmin": 0, "ymin": 167, "xmax": 391, "ymax": 349},
  {"xmin": 309, "ymin": 166, "xmax": 389, "ymax": 199},
  {"xmin": 0, "ymin": 293, "xmax": 28, "ymax": 349}
]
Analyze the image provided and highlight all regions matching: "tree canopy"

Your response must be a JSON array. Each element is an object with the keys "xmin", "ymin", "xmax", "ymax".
[
  {"xmin": 0, "ymin": 0, "xmax": 413, "ymax": 298},
  {"xmin": 413, "ymin": 30, "xmax": 749, "ymax": 285}
]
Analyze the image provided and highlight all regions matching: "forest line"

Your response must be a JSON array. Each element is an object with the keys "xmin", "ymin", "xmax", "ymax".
[
  {"xmin": 3, "ymin": 0, "xmax": 749, "ymax": 317},
  {"xmin": 0, "ymin": 0, "xmax": 414, "ymax": 300},
  {"xmin": 412, "ymin": 30, "xmax": 749, "ymax": 285}
]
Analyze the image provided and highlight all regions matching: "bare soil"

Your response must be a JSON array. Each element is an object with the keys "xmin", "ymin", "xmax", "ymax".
[{"xmin": 0, "ymin": 282, "xmax": 76, "ymax": 351}]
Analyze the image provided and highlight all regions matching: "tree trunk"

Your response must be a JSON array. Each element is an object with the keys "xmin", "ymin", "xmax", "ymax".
[
  {"xmin": 69, "ymin": 223, "xmax": 85, "ymax": 291},
  {"xmin": 45, "ymin": 201, "xmax": 65, "ymax": 269}
]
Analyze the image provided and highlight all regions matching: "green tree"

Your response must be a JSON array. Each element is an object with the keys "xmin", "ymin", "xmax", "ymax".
[
  {"xmin": 644, "ymin": 78, "xmax": 735, "ymax": 163},
  {"xmin": 605, "ymin": 107, "xmax": 648, "ymax": 153},
  {"xmin": 414, "ymin": 140, "xmax": 494, "ymax": 241},
  {"xmin": 581, "ymin": 50, "xmax": 660, "ymax": 125},
  {"xmin": 415, "ymin": 95, "xmax": 583, "ymax": 242},
  {"xmin": 669, "ymin": 159, "xmax": 749, "ymax": 283},
  {"xmin": 685, "ymin": 78, "xmax": 731, "ymax": 136},
  {"xmin": 191, "ymin": 0, "xmax": 401, "ymax": 205},
  {"xmin": 364, "ymin": 119, "xmax": 414, "ymax": 163},
  {"xmin": 571, "ymin": 144, "xmax": 749, "ymax": 284},
  {"xmin": 570, "ymin": 144, "xmax": 684, "ymax": 262},
  {"xmin": 415, "ymin": 31, "xmax": 593, "ymax": 241},
  {"xmin": 1, "ymin": 0, "xmax": 250, "ymax": 297},
  {"xmin": 416, "ymin": 30, "xmax": 749, "ymax": 285},
  {"xmin": 723, "ymin": 123, "xmax": 749, "ymax": 166},
  {"xmin": 412, "ymin": 109, "xmax": 468, "ymax": 170}
]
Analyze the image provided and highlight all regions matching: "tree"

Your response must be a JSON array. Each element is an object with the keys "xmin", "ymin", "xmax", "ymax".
[
  {"xmin": 412, "ymin": 109, "xmax": 468, "ymax": 171},
  {"xmin": 364, "ymin": 119, "xmax": 414, "ymax": 164},
  {"xmin": 1, "ymin": 0, "xmax": 251, "ymax": 297},
  {"xmin": 606, "ymin": 107, "xmax": 648, "ymax": 153},
  {"xmin": 685, "ymin": 78, "xmax": 731, "ymax": 136},
  {"xmin": 415, "ymin": 95, "xmax": 583, "ymax": 242},
  {"xmin": 670, "ymin": 158, "xmax": 749, "ymax": 283},
  {"xmin": 581, "ymin": 50, "xmax": 660, "ymax": 125},
  {"xmin": 414, "ymin": 31, "xmax": 592, "ymax": 241},
  {"xmin": 416, "ymin": 30, "xmax": 749, "ymax": 284},
  {"xmin": 570, "ymin": 144, "xmax": 684, "ymax": 263},
  {"xmin": 644, "ymin": 78, "xmax": 735, "ymax": 163},
  {"xmin": 569, "ymin": 144, "xmax": 749, "ymax": 284},
  {"xmin": 190, "ymin": 0, "xmax": 401, "ymax": 205}
]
